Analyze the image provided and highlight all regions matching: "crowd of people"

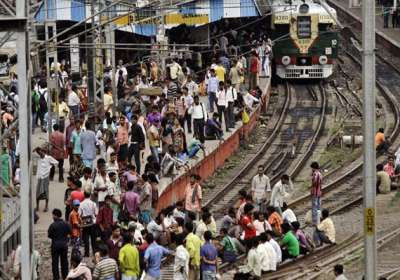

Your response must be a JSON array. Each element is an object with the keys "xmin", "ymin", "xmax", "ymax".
[
  {"xmin": 0, "ymin": 29, "xmax": 275, "ymax": 280},
  {"xmin": 0, "ymin": 23, "xmax": 367, "ymax": 280},
  {"xmin": 41, "ymin": 158, "xmax": 340, "ymax": 280}
]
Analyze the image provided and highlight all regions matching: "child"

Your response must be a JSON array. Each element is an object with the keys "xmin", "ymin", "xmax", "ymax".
[{"xmin": 69, "ymin": 200, "xmax": 82, "ymax": 246}]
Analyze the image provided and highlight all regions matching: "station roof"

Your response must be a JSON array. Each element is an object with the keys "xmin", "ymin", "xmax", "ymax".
[{"xmin": 34, "ymin": 0, "xmax": 261, "ymax": 36}]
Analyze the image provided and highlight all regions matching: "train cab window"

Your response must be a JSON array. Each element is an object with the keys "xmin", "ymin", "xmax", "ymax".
[
  {"xmin": 274, "ymin": 24, "xmax": 290, "ymax": 38},
  {"xmin": 319, "ymin": 23, "xmax": 333, "ymax": 32},
  {"xmin": 297, "ymin": 16, "xmax": 311, "ymax": 38}
]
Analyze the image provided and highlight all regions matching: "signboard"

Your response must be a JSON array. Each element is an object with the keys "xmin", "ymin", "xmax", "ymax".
[
  {"xmin": 114, "ymin": 13, "xmax": 209, "ymax": 26},
  {"xmin": 165, "ymin": 14, "xmax": 209, "ymax": 25},
  {"xmin": 319, "ymin": 14, "xmax": 335, "ymax": 23},
  {"xmin": 365, "ymin": 207, "xmax": 375, "ymax": 235},
  {"xmin": 139, "ymin": 87, "xmax": 163, "ymax": 96},
  {"xmin": 274, "ymin": 14, "xmax": 290, "ymax": 24},
  {"xmin": 114, "ymin": 14, "xmax": 135, "ymax": 26}
]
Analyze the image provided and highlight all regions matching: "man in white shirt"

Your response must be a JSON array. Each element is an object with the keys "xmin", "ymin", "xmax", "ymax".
[
  {"xmin": 251, "ymin": 165, "xmax": 271, "ymax": 210},
  {"xmin": 80, "ymin": 167, "xmax": 94, "ymax": 194},
  {"xmin": 195, "ymin": 212, "xmax": 212, "ymax": 241},
  {"xmin": 189, "ymin": 95, "xmax": 207, "ymax": 143},
  {"xmin": 94, "ymin": 159, "xmax": 111, "ymax": 204},
  {"xmin": 174, "ymin": 234, "xmax": 190, "ymax": 280},
  {"xmin": 334, "ymin": 264, "xmax": 348, "ymax": 280},
  {"xmin": 78, "ymin": 191, "xmax": 98, "ymax": 257},
  {"xmin": 243, "ymin": 90, "xmax": 259, "ymax": 108},
  {"xmin": 182, "ymin": 87, "xmax": 194, "ymax": 133},
  {"xmin": 185, "ymin": 75, "xmax": 198, "ymax": 96},
  {"xmin": 116, "ymin": 59, "xmax": 128, "ymax": 79},
  {"xmin": 35, "ymin": 147, "xmax": 59, "ymax": 212},
  {"xmin": 281, "ymin": 202, "xmax": 297, "ymax": 224},
  {"xmin": 147, "ymin": 216, "xmax": 164, "ymax": 241},
  {"xmin": 216, "ymin": 81, "xmax": 230, "ymax": 132},
  {"xmin": 266, "ymin": 231, "xmax": 282, "ymax": 263},
  {"xmin": 270, "ymin": 174, "xmax": 293, "ymax": 214},
  {"xmin": 169, "ymin": 59, "xmax": 182, "ymax": 81},
  {"xmin": 103, "ymin": 87, "xmax": 114, "ymax": 113},
  {"xmin": 225, "ymin": 80, "xmax": 237, "ymax": 129},
  {"xmin": 253, "ymin": 212, "xmax": 272, "ymax": 235},
  {"xmin": 259, "ymin": 232, "xmax": 277, "ymax": 272},
  {"xmin": 67, "ymin": 85, "xmax": 81, "ymax": 118}
]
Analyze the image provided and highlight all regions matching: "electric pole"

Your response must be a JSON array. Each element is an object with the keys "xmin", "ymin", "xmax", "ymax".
[{"xmin": 362, "ymin": 0, "xmax": 377, "ymax": 278}]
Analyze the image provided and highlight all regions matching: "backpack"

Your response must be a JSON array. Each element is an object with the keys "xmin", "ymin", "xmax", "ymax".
[{"xmin": 39, "ymin": 91, "xmax": 47, "ymax": 112}]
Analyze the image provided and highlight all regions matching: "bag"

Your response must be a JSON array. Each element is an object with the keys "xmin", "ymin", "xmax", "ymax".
[
  {"xmin": 151, "ymin": 183, "xmax": 159, "ymax": 208},
  {"xmin": 39, "ymin": 91, "xmax": 47, "ymax": 112},
  {"xmin": 223, "ymin": 250, "xmax": 237, "ymax": 263},
  {"xmin": 104, "ymin": 128, "xmax": 114, "ymax": 145},
  {"xmin": 81, "ymin": 215, "xmax": 93, "ymax": 227},
  {"xmin": 242, "ymin": 110, "xmax": 250, "ymax": 124}
]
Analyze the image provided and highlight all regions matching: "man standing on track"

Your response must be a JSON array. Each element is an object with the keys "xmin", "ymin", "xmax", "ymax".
[
  {"xmin": 251, "ymin": 165, "xmax": 270, "ymax": 212},
  {"xmin": 310, "ymin": 161, "xmax": 322, "ymax": 225}
]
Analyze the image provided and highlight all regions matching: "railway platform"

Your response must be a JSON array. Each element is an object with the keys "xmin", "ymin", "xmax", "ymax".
[
  {"xmin": 156, "ymin": 76, "xmax": 271, "ymax": 211},
  {"xmin": 328, "ymin": 0, "xmax": 400, "ymax": 49}
]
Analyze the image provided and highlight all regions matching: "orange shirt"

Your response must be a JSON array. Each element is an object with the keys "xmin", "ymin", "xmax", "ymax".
[
  {"xmin": 268, "ymin": 212, "xmax": 283, "ymax": 234},
  {"xmin": 375, "ymin": 132, "xmax": 385, "ymax": 147},
  {"xmin": 69, "ymin": 209, "xmax": 81, "ymax": 238}
]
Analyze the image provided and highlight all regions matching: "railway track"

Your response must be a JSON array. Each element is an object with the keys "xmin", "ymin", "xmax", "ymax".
[
  {"xmin": 257, "ymin": 29, "xmax": 400, "ymax": 280},
  {"xmin": 217, "ymin": 49, "xmax": 400, "ymax": 279},
  {"xmin": 160, "ymin": 82, "xmax": 328, "ymax": 279},
  {"xmin": 290, "ymin": 53, "xmax": 400, "ymax": 225},
  {"xmin": 161, "ymin": 27, "xmax": 400, "ymax": 278},
  {"xmin": 295, "ymin": 227, "xmax": 400, "ymax": 279}
]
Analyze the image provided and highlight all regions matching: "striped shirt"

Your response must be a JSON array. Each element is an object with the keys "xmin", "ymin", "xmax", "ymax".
[
  {"xmin": 93, "ymin": 257, "xmax": 119, "ymax": 279},
  {"xmin": 167, "ymin": 82, "xmax": 178, "ymax": 99},
  {"xmin": 311, "ymin": 170, "xmax": 322, "ymax": 197}
]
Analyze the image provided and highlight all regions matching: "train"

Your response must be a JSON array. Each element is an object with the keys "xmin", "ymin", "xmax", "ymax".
[{"xmin": 269, "ymin": 0, "xmax": 339, "ymax": 79}]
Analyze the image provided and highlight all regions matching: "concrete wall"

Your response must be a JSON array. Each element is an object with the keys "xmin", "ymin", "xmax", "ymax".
[{"xmin": 156, "ymin": 78, "xmax": 271, "ymax": 212}]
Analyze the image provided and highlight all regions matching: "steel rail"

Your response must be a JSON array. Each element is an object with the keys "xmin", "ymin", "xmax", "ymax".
[
  {"xmin": 215, "ymin": 83, "xmax": 328, "ymax": 275},
  {"xmin": 299, "ymin": 227, "xmax": 400, "ymax": 279},
  {"xmin": 203, "ymin": 82, "xmax": 292, "ymax": 208}
]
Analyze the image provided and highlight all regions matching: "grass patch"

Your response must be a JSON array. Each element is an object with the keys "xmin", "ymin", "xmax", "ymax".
[
  {"xmin": 389, "ymin": 190, "xmax": 400, "ymax": 207},
  {"xmin": 318, "ymin": 146, "xmax": 361, "ymax": 172}
]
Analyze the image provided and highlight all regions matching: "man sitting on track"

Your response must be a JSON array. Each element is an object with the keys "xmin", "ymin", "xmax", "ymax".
[{"xmin": 313, "ymin": 209, "xmax": 336, "ymax": 247}]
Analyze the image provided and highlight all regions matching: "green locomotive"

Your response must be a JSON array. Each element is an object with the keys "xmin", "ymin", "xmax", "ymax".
[{"xmin": 270, "ymin": 0, "xmax": 339, "ymax": 79}]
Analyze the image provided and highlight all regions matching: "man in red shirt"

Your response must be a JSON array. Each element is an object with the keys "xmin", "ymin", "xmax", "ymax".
[
  {"xmin": 96, "ymin": 195, "xmax": 114, "ymax": 241},
  {"xmin": 249, "ymin": 51, "xmax": 260, "ymax": 91},
  {"xmin": 49, "ymin": 123, "xmax": 65, "ymax": 182},
  {"xmin": 310, "ymin": 161, "xmax": 322, "ymax": 225},
  {"xmin": 240, "ymin": 203, "xmax": 257, "ymax": 241}
]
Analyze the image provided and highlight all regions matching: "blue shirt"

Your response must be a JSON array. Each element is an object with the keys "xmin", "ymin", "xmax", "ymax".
[
  {"xmin": 207, "ymin": 76, "xmax": 219, "ymax": 93},
  {"xmin": 80, "ymin": 130, "xmax": 97, "ymax": 160},
  {"xmin": 200, "ymin": 241, "xmax": 218, "ymax": 272},
  {"xmin": 144, "ymin": 242, "xmax": 170, "ymax": 278},
  {"xmin": 71, "ymin": 130, "xmax": 82, "ymax": 155}
]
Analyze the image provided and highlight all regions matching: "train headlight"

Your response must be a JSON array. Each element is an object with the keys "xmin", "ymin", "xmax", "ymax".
[
  {"xmin": 319, "ymin": 55, "xmax": 328, "ymax": 65},
  {"xmin": 281, "ymin": 56, "xmax": 291, "ymax": 66}
]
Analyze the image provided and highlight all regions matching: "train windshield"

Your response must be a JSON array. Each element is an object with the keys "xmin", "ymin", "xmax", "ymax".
[{"xmin": 297, "ymin": 16, "xmax": 311, "ymax": 38}]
